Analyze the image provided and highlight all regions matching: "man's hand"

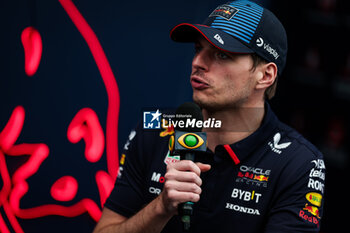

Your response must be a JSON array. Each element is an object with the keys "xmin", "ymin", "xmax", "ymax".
[
  {"xmin": 158, "ymin": 160, "xmax": 211, "ymax": 215},
  {"xmin": 94, "ymin": 160, "xmax": 210, "ymax": 233}
]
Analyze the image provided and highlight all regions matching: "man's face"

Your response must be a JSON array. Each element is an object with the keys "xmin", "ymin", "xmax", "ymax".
[{"xmin": 191, "ymin": 37, "xmax": 258, "ymax": 111}]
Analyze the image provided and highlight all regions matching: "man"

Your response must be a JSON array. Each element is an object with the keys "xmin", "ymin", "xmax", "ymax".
[{"xmin": 94, "ymin": 0, "xmax": 325, "ymax": 232}]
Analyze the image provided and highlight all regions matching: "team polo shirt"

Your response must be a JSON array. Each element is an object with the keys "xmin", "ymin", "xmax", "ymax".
[{"xmin": 105, "ymin": 103, "xmax": 325, "ymax": 232}]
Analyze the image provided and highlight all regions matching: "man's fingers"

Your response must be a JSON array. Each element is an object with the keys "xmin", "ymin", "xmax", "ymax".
[
  {"xmin": 165, "ymin": 169, "xmax": 202, "ymax": 186},
  {"xmin": 166, "ymin": 189, "xmax": 201, "ymax": 203},
  {"xmin": 168, "ymin": 160, "xmax": 211, "ymax": 175},
  {"xmin": 169, "ymin": 160, "xmax": 201, "ymax": 176},
  {"xmin": 160, "ymin": 160, "xmax": 211, "ymax": 215},
  {"xmin": 164, "ymin": 180, "xmax": 202, "ymax": 194},
  {"xmin": 196, "ymin": 162, "xmax": 211, "ymax": 173}
]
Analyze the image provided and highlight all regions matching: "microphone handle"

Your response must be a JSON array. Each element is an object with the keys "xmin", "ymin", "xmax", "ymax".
[
  {"xmin": 180, "ymin": 152, "xmax": 195, "ymax": 231},
  {"xmin": 182, "ymin": 152, "xmax": 195, "ymax": 161}
]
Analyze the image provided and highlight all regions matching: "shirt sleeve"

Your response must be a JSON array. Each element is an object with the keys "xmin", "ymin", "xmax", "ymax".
[
  {"xmin": 104, "ymin": 123, "xmax": 147, "ymax": 218},
  {"xmin": 264, "ymin": 147, "xmax": 325, "ymax": 233}
]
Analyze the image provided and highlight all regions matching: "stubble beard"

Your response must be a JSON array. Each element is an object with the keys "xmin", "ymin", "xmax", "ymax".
[{"xmin": 193, "ymin": 83, "xmax": 252, "ymax": 113}]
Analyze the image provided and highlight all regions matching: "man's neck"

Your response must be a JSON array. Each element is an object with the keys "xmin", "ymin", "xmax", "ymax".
[{"xmin": 202, "ymin": 102, "xmax": 265, "ymax": 152}]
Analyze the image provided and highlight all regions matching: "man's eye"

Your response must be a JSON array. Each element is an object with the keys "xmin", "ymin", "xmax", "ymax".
[
  {"xmin": 217, "ymin": 52, "xmax": 229, "ymax": 60},
  {"xmin": 194, "ymin": 45, "xmax": 202, "ymax": 54}
]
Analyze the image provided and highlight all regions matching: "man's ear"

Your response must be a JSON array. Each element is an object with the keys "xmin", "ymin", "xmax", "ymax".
[{"xmin": 255, "ymin": 62, "xmax": 278, "ymax": 90}]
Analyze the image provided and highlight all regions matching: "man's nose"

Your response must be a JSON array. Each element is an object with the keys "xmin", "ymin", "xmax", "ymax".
[{"xmin": 192, "ymin": 49, "xmax": 209, "ymax": 72}]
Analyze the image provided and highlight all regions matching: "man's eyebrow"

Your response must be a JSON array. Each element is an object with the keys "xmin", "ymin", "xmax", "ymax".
[{"xmin": 194, "ymin": 40, "xmax": 202, "ymax": 46}]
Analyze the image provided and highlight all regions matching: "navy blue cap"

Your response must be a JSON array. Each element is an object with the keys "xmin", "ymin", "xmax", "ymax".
[{"xmin": 170, "ymin": 0, "xmax": 288, "ymax": 75}]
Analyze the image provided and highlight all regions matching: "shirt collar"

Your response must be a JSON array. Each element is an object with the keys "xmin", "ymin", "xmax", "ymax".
[{"xmin": 220, "ymin": 102, "xmax": 279, "ymax": 165}]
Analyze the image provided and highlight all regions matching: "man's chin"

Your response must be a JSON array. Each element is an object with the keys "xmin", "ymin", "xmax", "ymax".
[
  {"xmin": 193, "ymin": 95, "xmax": 221, "ymax": 112},
  {"xmin": 193, "ymin": 94, "xmax": 248, "ymax": 112}
]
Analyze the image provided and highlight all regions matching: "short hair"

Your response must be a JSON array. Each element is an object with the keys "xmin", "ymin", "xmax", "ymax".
[{"xmin": 250, "ymin": 53, "xmax": 279, "ymax": 100}]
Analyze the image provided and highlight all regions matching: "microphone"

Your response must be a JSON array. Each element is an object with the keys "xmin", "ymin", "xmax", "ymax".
[{"xmin": 172, "ymin": 102, "xmax": 207, "ymax": 231}]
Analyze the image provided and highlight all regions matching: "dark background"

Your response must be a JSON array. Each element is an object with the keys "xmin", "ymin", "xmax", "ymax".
[{"xmin": 0, "ymin": 0, "xmax": 348, "ymax": 232}]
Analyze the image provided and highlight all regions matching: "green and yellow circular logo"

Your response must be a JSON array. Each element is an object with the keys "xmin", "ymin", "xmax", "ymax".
[{"xmin": 177, "ymin": 133, "xmax": 204, "ymax": 149}]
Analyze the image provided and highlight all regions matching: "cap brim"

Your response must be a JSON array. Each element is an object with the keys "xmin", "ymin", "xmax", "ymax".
[{"xmin": 170, "ymin": 23, "xmax": 254, "ymax": 54}]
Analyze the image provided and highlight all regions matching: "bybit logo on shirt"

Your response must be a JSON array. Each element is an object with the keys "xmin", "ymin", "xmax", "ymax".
[{"xmin": 231, "ymin": 188, "xmax": 262, "ymax": 203}]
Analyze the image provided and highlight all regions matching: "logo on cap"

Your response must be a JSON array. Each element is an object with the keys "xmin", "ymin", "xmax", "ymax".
[
  {"xmin": 256, "ymin": 37, "xmax": 264, "ymax": 47},
  {"xmin": 214, "ymin": 34, "xmax": 224, "ymax": 44},
  {"xmin": 256, "ymin": 37, "xmax": 280, "ymax": 60},
  {"xmin": 209, "ymin": 4, "xmax": 239, "ymax": 21}
]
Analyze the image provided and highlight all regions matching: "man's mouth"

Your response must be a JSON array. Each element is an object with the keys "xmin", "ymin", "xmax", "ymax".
[{"xmin": 190, "ymin": 76, "xmax": 210, "ymax": 90}]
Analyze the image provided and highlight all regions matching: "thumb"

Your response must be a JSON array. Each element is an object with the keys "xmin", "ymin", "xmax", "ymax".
[{"xmin": 196, "ymin": 162, "xmax": 211, "ymax": 173}]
